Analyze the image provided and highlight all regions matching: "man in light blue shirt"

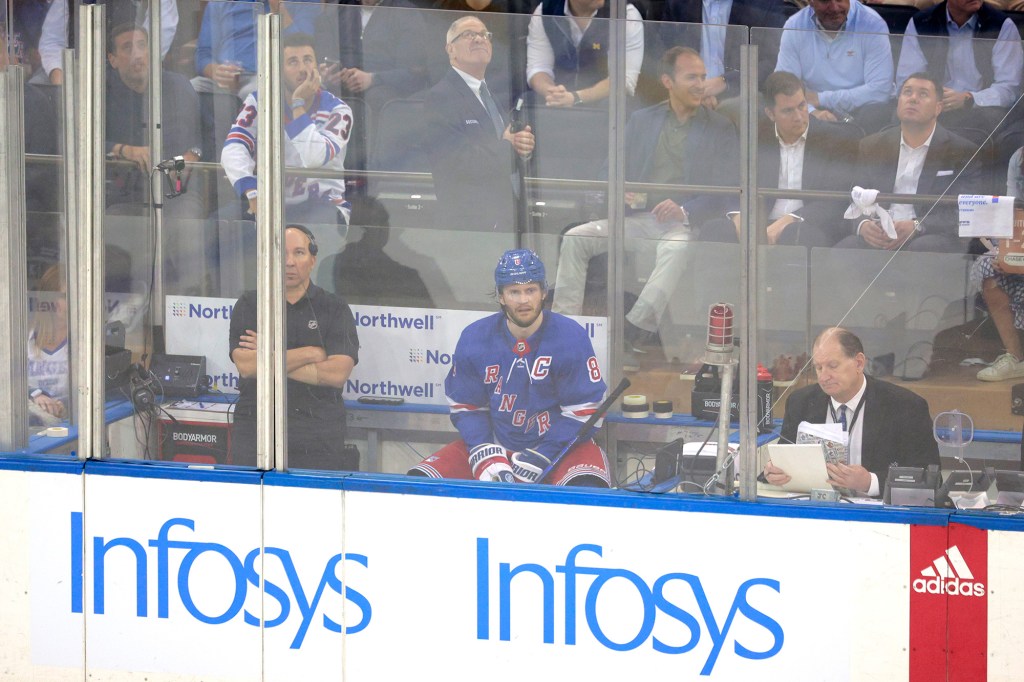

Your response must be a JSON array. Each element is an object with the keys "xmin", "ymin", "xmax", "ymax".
[
  {"xmin": 896, "ymin": 0, "xmax": 1022, "ymax": 134},
  {"xmin": 775, "ymin": 0, "xmax": 894, "ymax": 132},
  {"xmin": 193, "ymin": 0, "xmax": 322, "ymax": 99}
]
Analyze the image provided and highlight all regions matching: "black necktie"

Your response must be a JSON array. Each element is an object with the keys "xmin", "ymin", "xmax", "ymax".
[
  {"xmin": 479, "ymin": 81, "xmax": 504, "ymax": 139},
  {"xmin": 838, "ymin": 404, "xmax": 848, "ymax": 432}
]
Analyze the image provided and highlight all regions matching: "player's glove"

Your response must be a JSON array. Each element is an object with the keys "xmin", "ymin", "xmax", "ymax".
[
  {"xmin": 470, "ymin": 443, "xmax": 515, "ymax": 483},
  {"xmin": 510, "ymin": 449, "xmax": 552, "ymax": 484}
]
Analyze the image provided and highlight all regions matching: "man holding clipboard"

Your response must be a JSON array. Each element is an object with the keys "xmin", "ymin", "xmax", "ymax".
[{"xmin": 764, "ymin": 327, "xmax": 940, "ymax": 496}]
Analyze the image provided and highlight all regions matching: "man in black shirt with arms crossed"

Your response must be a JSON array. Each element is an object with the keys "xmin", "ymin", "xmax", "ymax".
[{"xmin": 229, "ymin": 224, "xmax": 360, "ymax": 469}]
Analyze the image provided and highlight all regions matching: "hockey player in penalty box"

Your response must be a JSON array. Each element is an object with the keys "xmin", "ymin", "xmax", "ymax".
[{"xmin": 408, "ymin": 249, "xmax": 611, "ymax": 487}]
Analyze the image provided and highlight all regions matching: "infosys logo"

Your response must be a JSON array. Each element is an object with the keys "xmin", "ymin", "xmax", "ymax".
[
  {"xmin": 68, "ymin": 513, "xmax": 371, "ymax": 649},
  {"xmin": 912, "ymin": 545, "xmax": 985, "ymax": 597},
  {"xmin": 172, "ymin": 302, "xmax": 234, "ymax": 320},
  {"xmin": 476, "ymin": 539, "xmax": 784, "ymax": 675},
  {"xmin": 408, "ymin": 349, "xmax": 452, "ymax": 365}
]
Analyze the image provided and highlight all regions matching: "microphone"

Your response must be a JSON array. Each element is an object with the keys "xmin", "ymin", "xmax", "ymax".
[
  {"xmin": 509, "ymin": 97, "xmax": 525, "ymax": 133},
  {"xmin": 704, "ymin": 302, "xmax": 735, "ymax": 366}
]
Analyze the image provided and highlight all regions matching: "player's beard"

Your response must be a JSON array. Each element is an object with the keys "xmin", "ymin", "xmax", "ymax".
[{"xmin": 503, "ymin": 302, "xmax": 542, "ymax": 329}]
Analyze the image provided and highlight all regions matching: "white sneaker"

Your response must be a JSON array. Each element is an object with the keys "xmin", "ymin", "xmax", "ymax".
[{"xmin": 977, "ymin": 353, "xmax": 1024, "ymax": 382}]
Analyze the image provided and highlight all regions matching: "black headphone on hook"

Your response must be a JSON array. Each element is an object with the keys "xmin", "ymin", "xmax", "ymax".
[{"xmin": 128, "ymin": 363, "xmax": 157, "ymax": 413}]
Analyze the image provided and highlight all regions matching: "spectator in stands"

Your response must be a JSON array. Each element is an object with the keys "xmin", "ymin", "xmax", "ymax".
[
  {"xmin": 40, "ymin": 0, "xmax": 179, "ymax": 85},
  {"xmin": 766, "ymin": 326, "xmax": 940, "ymax": 497},
  {"xmin": 423, "ymin": 16, "xmax": 535, "ymax": 232},
  {"xmin": 552, "ymin": 47, "xmax": 738, "ymax": 354},
  {"xmin": 896, "ymin": 0, "xmax": 1023, "ymax": 135},
  {"xmin": 838, "ymin": 72, "xmax": 980, "ymax": 252},
  {"xmin": 318, "ymin": 0, "xmax": 431, "ymax": 113},
  {"xmin": 526, "ymin": 0, "xmax": 644, "ymax": 106},
  {"xmin": 661, "ymin": 0, "xmax": 791, "ymax": 107},
  {"xmin": 105, "ymin": 24, "xmax": 202, "ymax": 219},
  {"xmin": 222, "ymin": 32, "xmax": 353, "ymax": 226},
  {"xmin": 434, "ymin": 0, "xmax": 531, "ymax": 11},
  {"xmin": 4, "ymin": 0, "xmax": 53, "ymax": 78},
  {"xmin": 193, "ymin": 0, "xmax": 321, "ymax": 101},
  {"xmin": 28, "ymin": 262, "xmax": 68, "ymax": 425},
  {"xmin": 972, "ymin": 148, "xmax": 1024, "ymax": 381},
  {"xmin": 700, "ymin": 70, "xmax": 859, "ymax": 247},
  {"xmin": 775, "ymin": 0, "xmax": 894, "ymax": 132}
]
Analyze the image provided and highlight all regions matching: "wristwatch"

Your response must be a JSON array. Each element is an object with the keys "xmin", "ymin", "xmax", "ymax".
[
  {"xmin": 913, "ymin": 218, "xmax": 923, "ymax": 233},
  {"xmin": 572, "ymin": 91, "xmax": 582, "ymax": 106}
]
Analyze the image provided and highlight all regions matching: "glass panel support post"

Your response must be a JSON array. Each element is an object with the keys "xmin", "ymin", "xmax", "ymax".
[{"xmin": 256, "ymin": 12, "xmax": 287, "ymax": 471}]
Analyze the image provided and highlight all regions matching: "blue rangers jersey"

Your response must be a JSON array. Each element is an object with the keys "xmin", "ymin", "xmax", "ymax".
[
  {"xmin": 222, "ymin": 89, "xmax": 352, "ymax": 220},
  {"xmin": 446, "ymin": 311, "xmax": 607, "ymax": 460}
]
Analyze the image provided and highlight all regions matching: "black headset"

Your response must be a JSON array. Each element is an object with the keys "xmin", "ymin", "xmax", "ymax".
[
  {"xmin": 128, "ymin": 363, "xmax": 157, "ymax": 413},
  {"xmin": 286, "ymin": 224, "xmax": 318, "ymax": 256}
]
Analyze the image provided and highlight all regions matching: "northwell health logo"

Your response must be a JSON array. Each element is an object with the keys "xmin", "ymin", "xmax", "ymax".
[{"xmin": 912, "ymin": 545, "xmax": 985, "ymax": 597}]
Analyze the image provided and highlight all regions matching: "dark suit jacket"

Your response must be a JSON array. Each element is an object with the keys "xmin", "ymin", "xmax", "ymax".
[
  {"xmin": 325, "ymin": 0, "xmax": 430, "ymax": 97},
  {"xmin": 423, "ymin": 68, "xmax": 518, "ymax": 232},
  {"xmin": 847, "ymin": 123, "xmax": 980, "ymax": 238},
  {"xmin": 624, "ymin": 101, "xmax": 739, "ymax": 227},
  {"xmin": 780, "ymin": 375, "xmax": 940, "ymax": 487},
  {"xmin": 758, "ymin": 117, "xmax": 859, "ymax": 244}
]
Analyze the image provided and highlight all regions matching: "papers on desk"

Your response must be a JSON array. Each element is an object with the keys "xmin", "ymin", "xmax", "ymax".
[{"xmin": 958, "ymin": 195, "xmax": 1014, "ymax": 238}]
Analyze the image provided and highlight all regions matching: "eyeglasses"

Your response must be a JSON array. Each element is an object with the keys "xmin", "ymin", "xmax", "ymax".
[{"xmin": 453, "ymin": 30, "xmax": 493, "ymax": 43}]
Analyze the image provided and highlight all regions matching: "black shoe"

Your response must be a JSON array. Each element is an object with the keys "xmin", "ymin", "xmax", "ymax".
[{"xmin": 624, "ymin": 320, "xmax": 658, "ymax": 354}]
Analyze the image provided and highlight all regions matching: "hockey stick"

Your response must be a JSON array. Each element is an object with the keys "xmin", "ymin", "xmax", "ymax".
[{"xmin": 536, "ymin": 377, "xmax": 632, "ymax": 484}]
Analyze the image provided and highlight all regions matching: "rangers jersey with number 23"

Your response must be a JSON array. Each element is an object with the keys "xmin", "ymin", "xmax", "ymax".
[{"xmin": 222, "ymin": 89, "xmax": 352, "ymax": 217}]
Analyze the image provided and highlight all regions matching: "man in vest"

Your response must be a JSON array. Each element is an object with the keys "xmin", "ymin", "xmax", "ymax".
[
  {"xmin": 896, "ymin": 0, "xmax": 1022, "ymax": 135},
  {"xmin": 525, "ymin": 0, "xmax": 644, "ymax": 107}
]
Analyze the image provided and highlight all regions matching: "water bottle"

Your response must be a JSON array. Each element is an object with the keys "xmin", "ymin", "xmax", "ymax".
[{"xmin": 757, "ymin": 363, "xmax": 774, "ymax": 434}]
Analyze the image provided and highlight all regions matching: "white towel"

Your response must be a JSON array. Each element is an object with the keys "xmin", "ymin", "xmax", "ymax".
[{"xmin": 844, "ymin": 186, "xmax": 897, "ymax": 239}]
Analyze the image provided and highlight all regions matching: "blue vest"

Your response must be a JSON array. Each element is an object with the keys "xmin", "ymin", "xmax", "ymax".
[{"xmin": 540, "ymin": 0, "xmax": 611, "ymax": 92}]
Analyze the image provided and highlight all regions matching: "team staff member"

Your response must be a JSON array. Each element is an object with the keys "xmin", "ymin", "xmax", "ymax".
[
  {"xmin": 229, "ymin": 225, "xmax": 359, "ymax": 469},
  {"xmin": 408, "ymin": 249, "xmax": 611, "ymax": 487},
  {"xmin": 766, "ymin": 327, "xmax": 940, "ymax": 496}
]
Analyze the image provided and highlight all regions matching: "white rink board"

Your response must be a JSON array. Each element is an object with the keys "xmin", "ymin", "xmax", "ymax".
[
  {"xmin": 0, "ymin": 468, "xmax": 84, "ymax": 680},
  {"xmin": 986, "ymin": 529, "xmax": 1024, "ymax": 682},
  {"xmin": 28, "ymin": 471, "xmax": 263, "ymax": 681},
  {"xmin": 18, "ymin": 464, "xmax": 1024, "ymax": 681},
  {"xmin": 336, "ymin": 490, "xmax": 909, "ymax": 681}
]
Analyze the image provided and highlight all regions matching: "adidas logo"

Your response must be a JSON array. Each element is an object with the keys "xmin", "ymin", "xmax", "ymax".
[{"xmin": 912, "ymin": 545, "xmax": 985, "ymax": 597}]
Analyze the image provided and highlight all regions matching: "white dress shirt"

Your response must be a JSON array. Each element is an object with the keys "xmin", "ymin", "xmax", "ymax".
[
  {"xmin": 890, "ymin": 124, "xmax": 936, "ymax": 221},
  {"xmin": 453, "ymin": 67, "xmax": 487, "ymax": 109},
  {"xmin": 771, "ymin": 123, "xmax": 809, "ymax": 220},
  {"xmin": 826, "ymin": 377, "xmax": 875, "ymax": 496}
]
